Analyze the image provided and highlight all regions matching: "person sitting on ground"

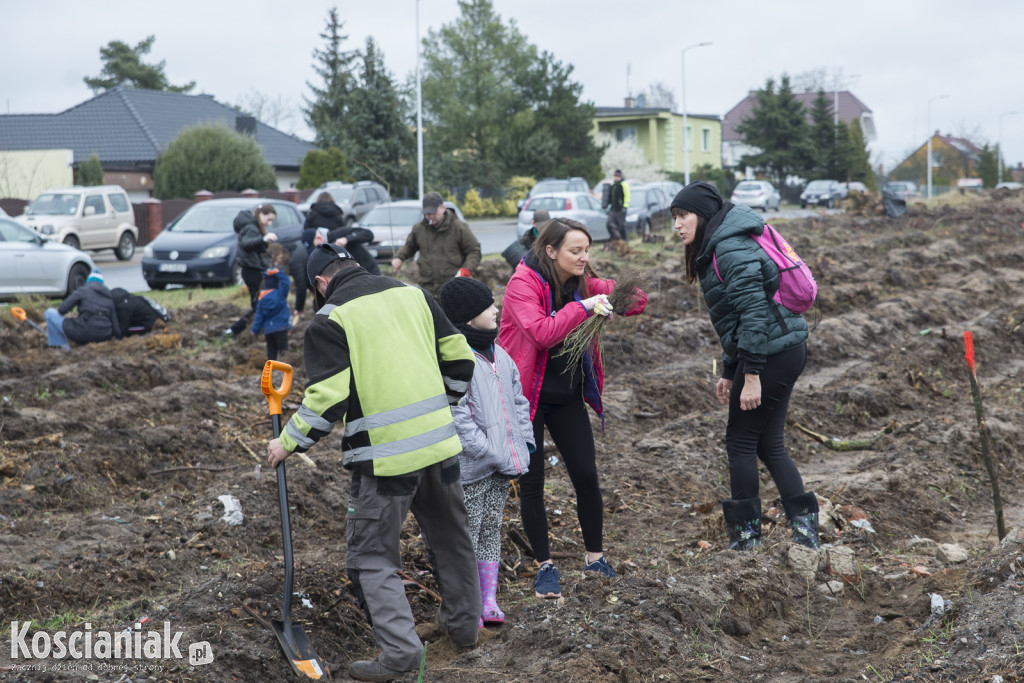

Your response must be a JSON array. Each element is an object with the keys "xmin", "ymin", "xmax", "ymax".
[
  {"xmin": 391, "ymin": 192, "xmax": 481, "ymax": 299},
  {"xmin": 110, "ymin": 287, "xmax": 159, "ymax": 337},
  {"xmin": 44, "ymin": 269, "xmax": 121, "ymax": 350},
  {"xmin": 439, "ymin": 276, "xmax": 534, "ymax": 628},
  {"xmin": 251, "ymin": 244, "xmax": 292, "ymax": 361}
]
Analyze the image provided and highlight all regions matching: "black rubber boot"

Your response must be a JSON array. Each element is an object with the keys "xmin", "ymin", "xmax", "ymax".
[
  {"xmin": 782, "ymin": 492, "xmax": 821, "ymax": 549},
  {"xmin": 721, "ymin": 497, "xmax": 762, "ymax": 551}
]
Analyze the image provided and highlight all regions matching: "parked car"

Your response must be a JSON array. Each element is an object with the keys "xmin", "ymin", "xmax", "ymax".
[
  {"xmin": 839, "ymin": 181, "xmax": 869, "ymax": 197},
  {"xmin": 0, "ymin": 216, "xmax": 96, "ymax": 300},
  {"xmin": 519, "ymin": 177, "xmax": 591, "ymax": 210},
  {"xmin": 625, "ymin": 184, "xmax": 671, "ymax": 235},
  {"xmin": 15, "ymin": 185, "xmax": 138, "ymax": 259},
  {"xmin": 731, "ymin": 180, "xmax": 782, "ymax": 212},
  {"xmin": 882, "ymin": 181, "xmax": 919, "ymax": 201},
  {"xmin": 799, "ymin": 180, "xmax": 844, "ymax": 209},
  {"xmin": 140, "ymin": 197, "xmax": 305, "ymax": 290},
  {"xmin": 517, "ymin": 192, "xmax": 609, "ymax": 241},
  {"xmin": 645, "ymin": 180, "xmax": 684, "ymax": 203},
  {"xmin": 355, "ymin": 199, "xmax": 467, "ymax": 262},
  {"xmin": 297, "ymin": 180, "xmax": 390, "ymax": 225},
  {"xmin": 995, "ymin": 181, "xmax": 1023, "ymax": 191}
]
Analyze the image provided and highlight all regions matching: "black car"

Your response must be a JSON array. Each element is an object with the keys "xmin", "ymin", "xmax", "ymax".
[
  {"xmin": 624, "ymin": 185, "xmax": 671, "ymax": 236},
  {"xmin": 141, "ymin": 198, "xmax": 305, "ymax": 289},
  {"xmin": 799, "ymin": 180, "xmax": 844, "ymax": 209}
]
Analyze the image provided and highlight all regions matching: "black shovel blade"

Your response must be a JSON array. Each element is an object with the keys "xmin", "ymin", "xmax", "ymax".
[{"xmin": 272, "ymin": 619, "xmax": 328, "ymax": 679}]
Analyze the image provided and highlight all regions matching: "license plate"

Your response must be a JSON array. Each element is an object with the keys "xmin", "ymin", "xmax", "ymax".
[{"xmin": 159, "ymin": 263, "xmax": 187, "ymax": 273}]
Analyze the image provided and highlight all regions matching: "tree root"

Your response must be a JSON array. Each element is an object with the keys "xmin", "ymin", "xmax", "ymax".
[{"xmin": 792, "ymin": 419, "xmax": 896, "ymax": 451}]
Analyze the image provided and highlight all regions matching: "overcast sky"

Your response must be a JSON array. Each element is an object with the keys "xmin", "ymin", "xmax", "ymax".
[{"xmin": 3, "ymin": 0, "xmax": 1022, "ymax": 176}]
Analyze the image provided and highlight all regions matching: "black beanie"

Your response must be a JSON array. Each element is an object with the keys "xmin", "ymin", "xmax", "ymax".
[
  {"xmin": 670, "ymin": 181, "xmax": 724, "ymax": 221},
  {"xmin": 439, "ymin": 277, "xmax": 494, "ymax": 324}
]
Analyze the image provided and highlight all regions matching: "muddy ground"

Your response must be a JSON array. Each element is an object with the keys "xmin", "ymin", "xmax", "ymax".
[{"xmin": 2, "ymin": 192, "xmax": 1024, "ymax": 682}]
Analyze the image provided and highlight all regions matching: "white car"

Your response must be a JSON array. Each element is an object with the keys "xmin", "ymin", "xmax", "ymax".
[
  {"xmin": 16, "ymin": 185, "xmax": 138, "ymax": 260},
  {"xmin": 995, "ymin": 181, "xmax": 1023, "ymax": 191},
  {"xmin": 731, "ymin": 180, "xmax": 781, "ymax": 212},
  {"xmin": 0, "ymin": 216, "xmax": 96, "ymax": 300},
  {"xmin": 517, "ymin": 192, "xmax": 609, "ymax": 241}
]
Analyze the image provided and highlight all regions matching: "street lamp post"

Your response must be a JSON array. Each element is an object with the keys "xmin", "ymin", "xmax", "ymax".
[
  {"xmin": 999, "ymin": 111, "xmax": 1017, "ymax": 185},
  {"xmin": 926, "ymin": 95, "xmax": 949, "ymax": 200},
  {"xmin": 415, "ymin": 0, "xmax": 424, "ymax": 201},
  {"xmin": 681, "ymin": 41, "xmax": 711, "ymax": 186}
]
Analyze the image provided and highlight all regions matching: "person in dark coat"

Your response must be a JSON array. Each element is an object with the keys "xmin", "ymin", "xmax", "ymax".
[
  {"xmin": 303, "ymin": 192, "xmax": 347, "ymax": 231},
  {"xmin": 227, "ymin": 204, "xmax": 277, "ymax": 336},
  {"xmin": 44, "ymin": 269, "xmax": 121, "ymax": 349},
  {"xmin": 287, "ymin": 241, "xmax": 308, "ymax": 320},
  {"xmin": 110, "ymin": 287, "xmax": 159, "ymax": 336}
]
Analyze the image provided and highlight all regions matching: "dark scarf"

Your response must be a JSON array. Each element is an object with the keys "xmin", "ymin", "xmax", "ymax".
[{"xmin": 457, "ymin": 322, "xmax": 498, "ymax": 361}]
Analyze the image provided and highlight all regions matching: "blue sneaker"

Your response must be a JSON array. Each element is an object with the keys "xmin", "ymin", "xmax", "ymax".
[
  {"xmin": 534, "ymin": 563, "xmax": 562, "ymax": 599},
  {"xmin": 583, "ymin": 556, "xmax": 616, "ymax": 578}
]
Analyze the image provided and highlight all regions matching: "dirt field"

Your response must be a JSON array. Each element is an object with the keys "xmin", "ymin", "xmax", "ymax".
[{"xmin": 2, "ymin": 191, "xmax": 1024, "ymax": 682}]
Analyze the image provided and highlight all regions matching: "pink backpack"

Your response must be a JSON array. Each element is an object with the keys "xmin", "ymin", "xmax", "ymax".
[{"xmin": 712, "ymin": 224, "xmax": 817, "ymax": 314}]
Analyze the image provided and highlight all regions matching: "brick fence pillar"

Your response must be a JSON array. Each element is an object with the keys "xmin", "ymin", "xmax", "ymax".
[
  {"xmin": 143, "ymin": 198, "xmax": 163, "ymax": 243},
  {"xmin": 194, "ymin": 190, "xmax": 213, "ymax": 203}
]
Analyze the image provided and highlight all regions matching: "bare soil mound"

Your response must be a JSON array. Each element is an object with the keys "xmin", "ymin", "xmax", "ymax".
[{"xmin": 2, "ymin": 193, "xmax": 1024, "ymax": 681}]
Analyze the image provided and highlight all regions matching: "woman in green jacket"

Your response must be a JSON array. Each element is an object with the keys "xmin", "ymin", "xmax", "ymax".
[{"xmin": 671, "ymin": 181, "xmax": 820, "ymax": 550}]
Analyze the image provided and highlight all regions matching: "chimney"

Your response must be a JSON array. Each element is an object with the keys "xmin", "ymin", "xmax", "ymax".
[
  {"xmin": 235, "ymin": 116, "xmax": 257, "ymax": 136},
  {"xmin": 624, "ymin": 96, "xmax": 634, "ymax": 109}
]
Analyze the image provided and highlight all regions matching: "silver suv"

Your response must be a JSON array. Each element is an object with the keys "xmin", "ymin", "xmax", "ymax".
[
  {"xmin": 298, "ymin": 180, "xmax": 389, "ymax": 227},
  {"xmin": 17, "ymin": 185, "xmax": 139, "ymax": 260}
]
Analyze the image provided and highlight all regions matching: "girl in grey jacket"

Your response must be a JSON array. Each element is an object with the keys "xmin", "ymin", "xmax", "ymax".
[{"xmin": 439, "ymin": 277, "xmax": 534, "ymax": 627}]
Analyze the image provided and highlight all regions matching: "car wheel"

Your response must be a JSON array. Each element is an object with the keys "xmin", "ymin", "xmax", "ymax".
[
  {"xmin": 63, "ymin": 234, "xmax": 80, "ymax": 250},
  {"xmin": 115, "ymin": 232, "xmax": 136, "ymax": 260},
  {"xmin": 146, "ymin": 281, "xmax": 167, "ymax": 291},
  {"xmin": 66, "ymin": 263, "xmax": 90, "ymax": 297}
]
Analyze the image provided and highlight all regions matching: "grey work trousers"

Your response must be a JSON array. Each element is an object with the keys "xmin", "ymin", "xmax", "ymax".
[
  {"xmin": 345, "ymin": 456, "xmax": 481, "ymax": 671},
  {"xmin": 606, "ymin": 209, "xmax": 627, "ymax": 241}
]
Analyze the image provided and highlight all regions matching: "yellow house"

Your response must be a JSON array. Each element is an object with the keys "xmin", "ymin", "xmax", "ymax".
[
  {"xmin": 0, "ymin": 149, "xmax": 74, "ymax": 200},
  {"xmin": 592, "ymin": 106, "xmax": 722, "ymax": 175}
]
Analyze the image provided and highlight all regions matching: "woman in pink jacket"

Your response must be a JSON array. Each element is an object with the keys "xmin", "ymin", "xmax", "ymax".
[{"xmin": 498, "ymin": 217, "xmax": 647, "ymax": 599}]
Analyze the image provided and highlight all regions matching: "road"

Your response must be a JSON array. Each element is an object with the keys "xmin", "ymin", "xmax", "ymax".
[{"xmin": 95, "ymin": 207, "xmax": 828, "ymax": 294}]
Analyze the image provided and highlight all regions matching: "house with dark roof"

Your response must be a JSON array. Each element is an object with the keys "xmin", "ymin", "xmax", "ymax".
[
  {"xmin": 0, "ymin": 87, "xmax": 314, "ymax": 200},
  {"xmin": 888, "ymin": 133, "xmax": 982, "ymax": 189},
  {"xmin": 591, "ymin": 103, "xmax": 722, "ymax": 175},
  {"xmin": 722, "ymin": 90, "xmax": 875, "ymax": 169}
]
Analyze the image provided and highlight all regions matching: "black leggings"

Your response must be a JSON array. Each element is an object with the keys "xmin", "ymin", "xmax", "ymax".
[
  {"xmin": 229, "ymin": 267, "xmax": 264, "ymax": 334},
  {"xmin": 520, "ymin": 396, "xmax": 604, "ymax": 561},
  {"xmin": 726, "ymin": 343, "xmax": 807, "ymax": 501}
]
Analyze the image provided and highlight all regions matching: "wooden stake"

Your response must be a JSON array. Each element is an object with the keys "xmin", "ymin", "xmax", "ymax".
[{"xmin": 963, "ymin": 331, "xmax": 1006, "ymax": 540}]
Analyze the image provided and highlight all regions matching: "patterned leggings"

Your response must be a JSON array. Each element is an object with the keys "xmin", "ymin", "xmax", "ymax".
[{"xmin": 463, "ymin": 473, "xmax": 510, "ymax": 562}]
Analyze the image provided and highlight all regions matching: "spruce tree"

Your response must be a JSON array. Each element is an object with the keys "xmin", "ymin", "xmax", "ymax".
[
  {"xmin": 736, "ymin": 75, "xmax": 814, "ymax": 189},
  {"xmin": 303, "ymin": 8, "xmax": 358, "ymax": 151}
]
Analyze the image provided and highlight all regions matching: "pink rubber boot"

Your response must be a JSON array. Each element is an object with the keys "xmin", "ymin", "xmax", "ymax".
[{"xmin": 478, "ymin": 561, "xmax": 505, "ymax": 625}]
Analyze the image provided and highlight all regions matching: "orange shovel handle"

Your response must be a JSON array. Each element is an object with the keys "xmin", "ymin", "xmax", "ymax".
[
  {"xmin": 261, "ymin": 360, "xmax": 293, "ymax": 416},
  {"xmin": 11, "ymin": 307, "xmax": 27, "ymax": 322}
]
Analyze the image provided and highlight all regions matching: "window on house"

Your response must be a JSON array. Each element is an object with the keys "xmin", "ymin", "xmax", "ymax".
[
  {"xmin": 615, "ymin": 127, "xmax": 636, "ymax": 142},
  {"xmin": 701, "ymin": 128, "xmax": 711, "ymax": 153}
]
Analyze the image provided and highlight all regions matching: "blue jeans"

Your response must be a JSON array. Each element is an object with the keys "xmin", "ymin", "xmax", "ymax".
[{"xmin": 44, "ymin": 308, "xmax": 70, "ymax": 349}]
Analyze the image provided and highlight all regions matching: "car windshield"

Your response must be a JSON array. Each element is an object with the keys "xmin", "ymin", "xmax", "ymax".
[
  {"xmin": 27, "ymin": 193, "xmax": 81, "ymax": 216},
  {"xmin": 735, "ymin": 182, "xmax": 763, "ymax": 192},
  {"xmin": 322, "ymin": 187, "xmax": 354, "ymax": 203},
  {"xmin": 360, "ymin": 205, "xmax": 423, "ymax": 227},
  {"xmin": 806, "ymin": 181, "xmax": 832, "ymax": 191},
  {"xmin": 531, "ymin": 181, "xmax": 568, "ymax": 195},
  {"xmin": 169, "ymin": 205, "xmax": 269, "ymax": 233},
  {"xmin": 887, "ymin": 183, "xmax": 909, "ymax": 191},
  {"xmin": 527, "ymin": 197, "xmax": 567, "ymax": 211}
]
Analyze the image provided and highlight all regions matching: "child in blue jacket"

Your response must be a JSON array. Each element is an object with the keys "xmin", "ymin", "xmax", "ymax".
[{"xmin": 250, "ymin": 245, "xmax": 291, "ymax": 360}]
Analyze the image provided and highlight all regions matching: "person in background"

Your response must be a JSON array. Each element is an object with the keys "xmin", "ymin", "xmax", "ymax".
[
  {"xmin": 250, "ymin": 243, "xmax": 292, "ymax": 361},
  {"xmin": 44, "ymin": 268, "xmax": 121, "ymax": 350},
  {"xmin": 391, "ymin": 192, "xmax": 481, "ymax": 299},
  {"xmin": 226, "ymin": 203, "xmax": 277, "ymax": 336},
  {"xmin": 286, "ymin": 239, "xmax": 308, "ymax": 325},
  {"xmin": 111, "ymin": 287, "xmax": 159, "ymax": 337},
  {"xmin": 497, "ymin": 218, "xmax": 647, "ymax": 599},
  {"xmin": 602, "ymin": 169, "xmax": 630, "ymax": 242},
  {"xmin": 267, "ymin": 244, "xmax": 480, "ymax": 681},
  {"xmin": 502, "ymin": 208, "xmax": 550, "ymax": 269},
  {"xmin": 670, "ymin": 180, "xmax": 819, "ymax": 551},
  {"xmin": 439, "ymin": 277, "xmax": 534, "ymax": 627},
  {"xmin": 303, "ymin": 191, "xmax": 346, "ymax": 232}
]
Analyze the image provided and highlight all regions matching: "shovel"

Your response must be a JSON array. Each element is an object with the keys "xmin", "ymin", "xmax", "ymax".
[
  {"xmin": 10, "ymin": 307, "xmax": 46, "ymax": 334},
  {"xmin": 261, "ymin": 360, "xmax": 327, "ymax": 680}
]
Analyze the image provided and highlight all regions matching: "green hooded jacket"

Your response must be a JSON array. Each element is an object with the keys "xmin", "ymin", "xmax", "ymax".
[
  {"xmin": 395, "ymin": 209, "xmax": 481, "ymax": 298},
  {"xmin": 696, "ymin": 203, "xmax": 808, "ymax": 379}
]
